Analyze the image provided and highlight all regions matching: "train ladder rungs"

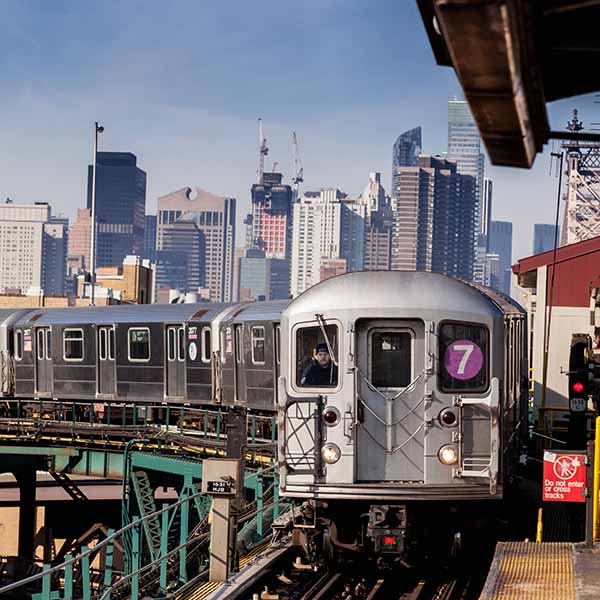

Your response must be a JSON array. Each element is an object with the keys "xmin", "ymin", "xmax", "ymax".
[
  {"xmin": 49, "ymin": 471, "xmax": 88, "ymax": 502},
  {"xmin": 130, "ymin": 470, "xmax": 162, "ymax": 559}
]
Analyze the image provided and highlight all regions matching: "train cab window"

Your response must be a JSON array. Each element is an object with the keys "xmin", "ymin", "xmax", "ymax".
[
  {"xmin": 439, "ymin": 322, "xmax": 489, "ymax": 392},
  {"xmin": 201, "ymin": 328, "xmax": 211, "ymax": 363},
  {"xmin": 128, "ymin": 328, "xmax": 150, "ymax": 362},
  {"xmin": 45, "ymin": 330, "xmax": 52, "ymax": 360},
  {"xmin": 296, "ymin": 324, "xmax": 339, "ymax": 388},
  {"xmin": 15, "ymin": 331, "xmax": 23, "ymax": 361},
  {"xmin": 251, "ymin": 326, "xmax": 266, "ymax": 364},
  {"xmin": 370, "ymin": 331, "xmax": 411, "ymax": 388},
  {"xmin": 63, "ymin": 329, "xmax": 84, "ymax": 361}
]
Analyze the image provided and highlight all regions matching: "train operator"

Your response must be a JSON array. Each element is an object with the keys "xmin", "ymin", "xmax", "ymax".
[{"xmin": 300, "ymin": 343, "xmax": 338, "ymax": 386}]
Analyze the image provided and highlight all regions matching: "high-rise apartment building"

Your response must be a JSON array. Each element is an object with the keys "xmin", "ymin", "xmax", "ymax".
[
  {"xmin": 144, "ymin": 215, "xmax": 157, "ymax": 263},
  {"xmin": 291, "ymin": 189, "xmax": 365, "ymax": 297},
  {"xmin": 391, "ymin": 156, "xmax": 476, "ymax": 280},
  {"xmin": 391, "ymin": 127, "xmax": 422, "ymax": 209},
  {"xmin": 0, "ymin": 201, "xmax": 67, "ymax": 296},
  {"xmin": 533, "ymin": 223, "xmax": 558, "ymax": 255},
  {"xmin": 86, "ymin": 152, "xmax": 146, "ymax": 268},
  {"xmin": 447, "ymin": 99, "xmax": 486, "ymax": 281},
  {"xmin": 488, "ymin": 220, "xmax": 513, "ymax": 295},
  {"xmin": 157, "ymin": 187, "xmax": 236, "ymax": 302}
]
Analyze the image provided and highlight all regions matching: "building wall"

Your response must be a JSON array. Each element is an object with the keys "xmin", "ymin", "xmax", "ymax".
[
  {"xmin": 67, "ymin": 208, "xmax": 92, "ymax": 273},
  {"xmin": 144, "ymin": 215, "xmax": 157, "ymax": 262},
  {"xmin": 533, "ymin": 223, "xmax": 558, "ymax": 255}
]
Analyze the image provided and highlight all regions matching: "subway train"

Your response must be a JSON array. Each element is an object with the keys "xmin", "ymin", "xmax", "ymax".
[
  {"xmin": 0, "ymin": 271, "xmax": 528, "ymax": 556},
  {"xmin": 277, "ymin": 271, "xmax": 527, "ymax": 558}
]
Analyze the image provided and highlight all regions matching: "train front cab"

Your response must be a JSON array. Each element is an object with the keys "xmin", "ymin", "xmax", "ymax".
[{"xmin": 278, "ymin": 274, "xmax": 518, "ymax": 556}]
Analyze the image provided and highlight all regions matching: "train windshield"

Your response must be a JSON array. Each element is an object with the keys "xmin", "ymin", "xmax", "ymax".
[
  {"xmin": 296, "ymin": 324, "xmax": 339, "ymax": 388},
  {"xmin": 439, "ymin": 322, "xmax": 489, "ymax": 392}
]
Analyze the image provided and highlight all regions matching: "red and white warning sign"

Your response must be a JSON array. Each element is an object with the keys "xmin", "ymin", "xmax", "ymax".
[{"xmin": 543, "ymin": 451, "xmax": 586, "ymax": 503}]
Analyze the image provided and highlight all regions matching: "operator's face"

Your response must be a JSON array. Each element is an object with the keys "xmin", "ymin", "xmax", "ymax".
[{"xmin": 316, "ymin": 351, "xmax": 331, "ymax": 366}]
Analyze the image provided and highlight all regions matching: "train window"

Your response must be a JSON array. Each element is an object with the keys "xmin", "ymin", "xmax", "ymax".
[
  {"xmin": 252, "ymin": 326, "xmax": 266, "ymax": 364},
  {"xmin": 15, "ymin": 331, "xmax": 23, "ymax": 361},
  {"xmin": 201, "ymin": 328, "xmax": 211, "ymax": 363},
  {"xmin": 275, "ymin": 325, "xmax": 281, "ymax": 364},
  {"xmin": 177, "ymin": 327, "xmax": 185, "ymax": 362},
  {"xmin": 109, "ymin": 328, "xmax": 115, "ymax": 361},
  {"xmin": 99, "ymin": 329, "xmax": 107, "ymax": 361},
  {"xmin": 370, "ymin": 331, "xmax": 411, "ymax": 388},
  {"xmin": 235, "ymin": 326, "xmax": 243, "ymax": 364},
  {"xmin": 128, "ymin": 328, "xmax": 150, "ymax": 362},
  {"xmin": 296, "ymin": 324, "xmax": 339, "ymax": 388},
  {"xmin": 63, "ymin": 329, "xmax": 84, "ymax": 361},
  {"xmin": 167, "ymin": 328, "xmax": 176, "ymax": 361},
  {"xmin": 45, "ymin": 330, "xmax": 52, "ymax": 360},
  {"xmin": 37, "ymin": 329, "xmax": 45, "ymax": 360},
  {"xmin": 439, "ymin": 322, "xmax": 489, "ymax": 392}
]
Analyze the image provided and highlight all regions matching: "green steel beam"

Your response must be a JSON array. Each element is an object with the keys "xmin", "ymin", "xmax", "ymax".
[
  {"xmin": 131, "ymin": 453, "xmax": 202, "ymax": 479},
  {"xmin": 0, "ymin": 445, "xmax": 77, "ymax": 456}
]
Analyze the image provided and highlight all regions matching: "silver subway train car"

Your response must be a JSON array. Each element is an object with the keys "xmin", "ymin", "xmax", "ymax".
[{"xmin": 278, "ymin": 271, "xmax": 527, "ymax": 556}]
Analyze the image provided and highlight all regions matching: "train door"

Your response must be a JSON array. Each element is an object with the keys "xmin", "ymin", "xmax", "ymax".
[
  {"xmin": 97, "ymin": 326, "xmax": 116, "ymax": 396},
  {"xmin": 166, "ymin": 325, "xmax": 185, "ymax": 398},
  {"xmin": 355, "ymin": 320, "xmax": 425, "ymax": 482},
  {"xmin": 35, "ymin": 327, "xmax": 52, "ymax": 394},
  {"xmin": 233, "ymin": 324, "xmax": 245, "ymax": 403}
]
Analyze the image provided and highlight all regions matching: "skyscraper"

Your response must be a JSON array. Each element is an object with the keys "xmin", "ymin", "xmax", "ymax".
[
  {"xmin": 238, "ymin": 248, "xmax": 290, "ymax": 302},
  {"xmin": 488, "ymin": 220, "xmax": 513, "ymax": 295},
  {"xmin": 391, "ymin": 156, "xmax": 476, "ymax": 280},
  {"xmin": 157, "ymin": 187, "xmax": 236, "ymax": 302},
  {"xmin": 447, "ymin": 99, "xmax": 486, "ymax": 281},
  {"xmin": 86, "ymin": 152, "xmax": 146, "ymax": 267},
  {"xmin": 359, "ymin": 173, "xmax": 393, "ymax": 271},
  {"xmin": 533, "ymin": 223, "xmax": 559, "ymax": 255},
  {"xmin": 155, "ymin": 216, "xmax": 205, "ymax": 296},
  {"xmin": 391, "ymin": 127, "xmax": 422, "ymax": 209},
  {"xmin": 291, "ymin": 189, "xmax": 365, "ymax": 296},
  {"xmin": 0, "ymin": 201, "xmax": 67, "ymax": 296}
]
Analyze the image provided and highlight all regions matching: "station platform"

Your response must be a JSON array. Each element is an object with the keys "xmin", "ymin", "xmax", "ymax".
[{"xmin": 479, "ymin": 541, "xmax": 600, "ymax": 600}]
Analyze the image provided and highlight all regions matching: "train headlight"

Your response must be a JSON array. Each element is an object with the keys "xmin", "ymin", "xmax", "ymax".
[
  {"xmin": 321, "ymin": 443, "xmax": 341, "ymax": 464},
  {"xmin": 438, "ymin": 444, "xmax": 459, "ymax": 465},
  {"xmin": 438, "ymin": 408, "xmax": 457, "ymax": 427},
  {"xmin": 322, "ymin": 406, "xmax": 340, "ymax": 426}
]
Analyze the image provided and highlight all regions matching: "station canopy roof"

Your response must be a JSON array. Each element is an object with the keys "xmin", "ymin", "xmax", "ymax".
[{"xmin": 417, "ymin": 0, "xmax": 600, "ymax": 168}]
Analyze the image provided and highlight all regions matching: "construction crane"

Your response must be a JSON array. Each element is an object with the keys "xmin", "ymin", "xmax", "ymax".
[
  {"xmin": 292, "ymin": 132, "xmax": 304, "ymax": 192},
  {"xmin": 258, "ymin": 118, "xmax": 269, "ymax": 184}
]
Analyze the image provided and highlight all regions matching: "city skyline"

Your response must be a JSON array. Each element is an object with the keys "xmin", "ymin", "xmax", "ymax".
[{"xmin": 1, "ymin": 2, "xmax": 598, "ymax": 264}]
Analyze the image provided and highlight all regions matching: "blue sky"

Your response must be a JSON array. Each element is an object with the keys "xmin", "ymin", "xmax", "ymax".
[{"xmin": 1, "ymin": 1, "xmax": 597, "ymax": 262}]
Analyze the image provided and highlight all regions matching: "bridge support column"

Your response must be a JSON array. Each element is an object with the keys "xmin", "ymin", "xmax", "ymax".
[{"xmin": 15, "ymin": 467, "xmax": 37, "ymax": 561}]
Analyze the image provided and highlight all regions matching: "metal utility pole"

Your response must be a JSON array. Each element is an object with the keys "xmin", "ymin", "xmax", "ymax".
[
  {"xmin": 258, "ymin": 118, "xmax": 268, "ymax": 185},
  {"xmin": 89, "ymin": 121, "xmax": 104, "ymax": 306}
]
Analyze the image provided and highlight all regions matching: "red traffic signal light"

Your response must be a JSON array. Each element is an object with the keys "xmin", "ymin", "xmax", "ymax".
[{"xmin": 572, "ymin": 381, "xmax": 585, "ymax": 394}]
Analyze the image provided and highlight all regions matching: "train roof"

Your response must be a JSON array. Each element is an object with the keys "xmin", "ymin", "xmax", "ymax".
[
  {"xmin": 226, "ymin": 299, "xmax": 291, "ymax": 322},
  {"xmin": 285, "ymin": 271, "xmax": 525, "ymax": 319},
  {"xmin": 12, "ymin": 302, "xmax": 234, "ymax": 327}
]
